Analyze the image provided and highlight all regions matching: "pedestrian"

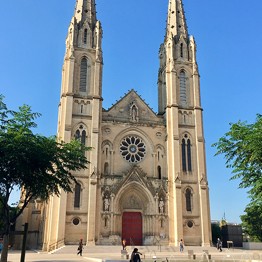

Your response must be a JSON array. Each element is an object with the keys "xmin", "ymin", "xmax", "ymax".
[
  {"xmin": 77, "ymin": 239, "xmax": 83, "ymax": 256},
  {"xmin": 179, "ymin": 239, "xmax": 184, "ymax": 252},
  {"xmin": 122, "ymin": 239, "xmax": 126, "ymax": 250},
  {"xmin": 130, "ymin": 247, "xmax": 142, "ymax": 262},
  {"xmin": 217, "ymin": 238, "xmax": 222, "ymax": 252}
]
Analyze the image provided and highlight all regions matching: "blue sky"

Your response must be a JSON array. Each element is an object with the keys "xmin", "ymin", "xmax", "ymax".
[{"xmin": 1, "ymin": 0, "xmax": 261, "ymax": 223}]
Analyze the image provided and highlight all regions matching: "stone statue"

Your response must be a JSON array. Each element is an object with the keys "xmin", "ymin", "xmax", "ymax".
[
  {"xmin": 159, "ymin": 198, "xmax": 164, "ymax": 213},
  {"xmin": 104, "ymin": 197, "xmax": 110, "ymax": 211}
]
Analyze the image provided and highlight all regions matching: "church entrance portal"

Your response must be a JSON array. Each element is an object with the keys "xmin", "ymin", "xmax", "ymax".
[{"xmin": 122, "ymin": 212, "xmax": 142, "ymax": 245}]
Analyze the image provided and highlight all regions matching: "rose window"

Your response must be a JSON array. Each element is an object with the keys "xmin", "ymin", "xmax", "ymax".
[{"xmin": 120, "ymin": 136, "xmax": 146, "ymax": 163}]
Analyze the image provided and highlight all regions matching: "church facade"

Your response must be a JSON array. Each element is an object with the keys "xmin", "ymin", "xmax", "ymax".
[{"xmin": 17, "ymin": 0, "xmax": 211, "ymax": 250}]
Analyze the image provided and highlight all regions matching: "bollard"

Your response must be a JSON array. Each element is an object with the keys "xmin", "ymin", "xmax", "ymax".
[{"xmin": 193, "ymin": 254, "xmax": 196, "ymax": 260}]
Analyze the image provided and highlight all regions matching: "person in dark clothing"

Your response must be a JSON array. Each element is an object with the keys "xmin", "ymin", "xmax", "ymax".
[
  {"xmin": 179, "ymin": 239, "xmax": 184, "ymax": 252},
  {"xmin": 217, "ymin": 238, "xmax": 222, "ymax": 252},
  {"xmin": 130, "ymin": 248, "xmax": 142, "ymax": 262},
  {"xmin": 77, "ymin": 239, "xmax": 83, "ymax": 256}
]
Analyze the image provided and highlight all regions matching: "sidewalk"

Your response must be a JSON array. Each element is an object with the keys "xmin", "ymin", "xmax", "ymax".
[{"xmin": 2, "ymin": 245, "xmax": 262, "ymax": 262}]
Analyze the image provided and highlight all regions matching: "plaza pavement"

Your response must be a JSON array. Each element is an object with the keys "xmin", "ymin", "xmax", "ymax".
[{"xmin": 2, "ymin": 245, "xmax": 262, "ymax": 262}]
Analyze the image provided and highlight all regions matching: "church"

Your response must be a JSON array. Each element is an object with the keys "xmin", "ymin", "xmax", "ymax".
[{"xmin": 17, "ymin": 0, "xmax": 212, "ymax": 250}]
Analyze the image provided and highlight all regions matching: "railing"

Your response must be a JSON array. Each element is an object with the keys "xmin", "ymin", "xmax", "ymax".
[{"xmin": 47, "ymin": 238, "xmax": 65, "ymax": 252}]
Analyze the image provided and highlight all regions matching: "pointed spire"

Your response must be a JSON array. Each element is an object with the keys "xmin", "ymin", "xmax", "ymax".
[
  {"xmin": 166, "ymin": 0, "xmax": 188, "ymax": 39},
  {"xmin": 74, "ymin": 0, "xmax": 97, "ymax": 27}
]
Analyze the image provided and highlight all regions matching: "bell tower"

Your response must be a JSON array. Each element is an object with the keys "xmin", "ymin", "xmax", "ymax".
[
  {"xmin": 43, "ymin": 0, "xmax": 103, "ymax": 250},
  {"xmin": 158, "ymin": 0, "xmax": 211, "ymax": 246}
]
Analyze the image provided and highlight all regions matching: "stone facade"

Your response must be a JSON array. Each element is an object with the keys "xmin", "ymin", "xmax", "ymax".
[{"xmin": 16, "ymin": 0, "xmax": 212, "ymax": 250}]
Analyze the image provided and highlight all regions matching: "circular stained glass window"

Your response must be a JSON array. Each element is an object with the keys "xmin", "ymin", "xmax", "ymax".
[{"xmin": 120, "ymin": 136, "xmax": 146, "ymax": 163}]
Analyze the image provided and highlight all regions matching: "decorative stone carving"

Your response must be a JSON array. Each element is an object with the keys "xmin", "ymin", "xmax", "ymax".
[
  {"xmin": 159, "ymin": 198, "xmax": 165, "ymax": 213},
  {"xmin": 130, "ymin": 101, "xmax": 139, "ymax": 122},
  {"xmin": 104, "ymin": 196, "xmax": 110, "ymax": 211}
]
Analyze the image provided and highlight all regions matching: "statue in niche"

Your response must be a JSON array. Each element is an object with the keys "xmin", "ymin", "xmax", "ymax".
[
  {"xmin": 130, "ymin": 101, "xmax": 138, "ymax": 122},
  {"xmin": 159, "ymin": 198, "xmax": 165, "ymax": 213},
  {"xmin": 104, "ymin": 196, "xmax": 110, "ymax": 211}
]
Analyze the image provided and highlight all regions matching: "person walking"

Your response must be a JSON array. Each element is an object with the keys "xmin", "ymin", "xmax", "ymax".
[
  {"xmin": 122, "ymin": 239, "xmax": 127, "ymax": 250},
  {"xmin": 179, "ymin": 239, "xmax": 184, "ymax": 252},
  {"xmin": 130, "ymin": 248, "xmax": 142, "ymax": 262},
  {"xmin": 217, "ymin": 238, "xmax": 222, "ymax": 252},
  {"xmin": 77, "ymin": 239, "xmax": 83, "ymax": 256}
]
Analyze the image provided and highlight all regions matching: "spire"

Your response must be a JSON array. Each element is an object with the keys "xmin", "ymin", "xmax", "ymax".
[
  {"xmin": 74, "ymin": 0, "xmax": 97, "ymax": 27},
  {"xmin": 166, "ymin": 0, "xmax": 188, "ymax": 39}
]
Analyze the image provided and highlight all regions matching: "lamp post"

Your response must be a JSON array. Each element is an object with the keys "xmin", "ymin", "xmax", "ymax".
[{"xmin": 20, "ymin": 223, "xmax": 28, "ymax": 262}]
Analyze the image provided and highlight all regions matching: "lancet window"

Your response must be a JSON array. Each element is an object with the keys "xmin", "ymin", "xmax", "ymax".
[
  {"xmin": 74, "ymin": 124, "xmax": 87, "ymax": 146},
  {"xmin": 181, "ymin": 134, "xmax": 192, "ymax": 172},
  {"xmin": 74, "ymin": 183, "xmax": 81, "ymax": 208},
  {"xmin": 79, "ymin": 57, "xmax": 89, "ymax": 93},
  {"xmin": 185, "ymin": 188, "xmax": 192, "ymax": 212}
]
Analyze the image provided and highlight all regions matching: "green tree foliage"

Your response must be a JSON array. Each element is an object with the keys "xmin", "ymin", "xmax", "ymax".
[
  {"xmin": 241, "ymin": 200, "xmax": 262, "ymax": 242},
  {"xmin": 0, "ymin": 95, "xmax": 90, "ymax": 261},
  {"xmin": 213, "ymin": 114, "xmax": 262, "ymax": 240}
]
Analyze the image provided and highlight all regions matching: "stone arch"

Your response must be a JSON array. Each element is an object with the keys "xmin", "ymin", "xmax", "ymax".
[
  {"xmin": 72, "ymin": 122, "xmax": 89, "ymax": 138},
  {"xmin": 101, "ymin": 139, "xmax": 113, "ymax": 148},
  {"xmin": 114, "ymin": 181, "xmax": 155, "ymax": 214}
]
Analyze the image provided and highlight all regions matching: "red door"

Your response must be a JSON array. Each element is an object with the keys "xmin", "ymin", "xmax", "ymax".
[{"xmin": 122, "ymin": 212, "xmax": 142, "ymax": 245}]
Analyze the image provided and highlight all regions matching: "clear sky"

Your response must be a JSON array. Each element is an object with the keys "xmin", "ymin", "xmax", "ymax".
[{"xmin": 1, "ymin": 0, "xmax": 261, "ymax": 223}]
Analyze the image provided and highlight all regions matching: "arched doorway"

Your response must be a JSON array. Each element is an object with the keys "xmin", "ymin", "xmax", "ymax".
[{"xmin": 122, "ymin": 212, "xmax": 142, "ymax": 245}]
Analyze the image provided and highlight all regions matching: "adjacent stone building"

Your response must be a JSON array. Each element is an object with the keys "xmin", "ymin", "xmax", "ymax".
[{"xmin": 17, "ymin": 0, "xmax": 212, "ymax": 250}]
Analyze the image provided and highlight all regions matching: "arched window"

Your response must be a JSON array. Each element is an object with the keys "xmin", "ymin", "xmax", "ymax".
[
  {"xmin": 74, "ymin": 125, "xmax": 86, "ymax": 146},
  {"xmin": 185, "ymin": 188, "xmax": 192, "ymax": 212},
  {"xmin": 179, "ymin": 70, "xmax": 187, "ymax": 106},
  {"xmin": 181, "ymin": 135, "xmax": 192, "ymax": 172},
  {"xmin": 83, "ymin": 29, "xmax": 88, "ymax": 44},
  {"xmin": 157, "ymin": 166, "xmax": 162, "ymax": 179},
  {"xmin": 74, "ymin": 183, "xmax": 81, "ymax": 208},
  {"xmin": 80, "ymin": 58, "xmax": 88, "ymax": 92}
]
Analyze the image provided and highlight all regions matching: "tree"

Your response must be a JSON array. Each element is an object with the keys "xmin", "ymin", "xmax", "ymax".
[
  {"xmin": 0, "ymin": 96, "xmax": 90, "ymax": 262},
  {"xmin": 241, "ymin": 200, "xmax": 262, "ymax": 242},
  {"xmin": 213, "ymin": 114, "xmax": 262, "ymax": 240}
]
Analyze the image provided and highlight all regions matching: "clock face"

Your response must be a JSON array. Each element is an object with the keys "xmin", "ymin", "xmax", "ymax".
[{"xmin": 120, "ymin": 136, "xmax": 146, "ymax": 163}]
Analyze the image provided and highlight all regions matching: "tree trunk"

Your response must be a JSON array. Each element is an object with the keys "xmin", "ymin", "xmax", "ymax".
[{"xmin": 0, "ymin": 234, "xmax": 9, "ymax": 262}]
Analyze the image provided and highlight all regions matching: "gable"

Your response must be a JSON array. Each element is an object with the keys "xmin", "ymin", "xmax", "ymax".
[{"xmin": 102, "ymin": 89, "xmax": 163, "ymax": 124}]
